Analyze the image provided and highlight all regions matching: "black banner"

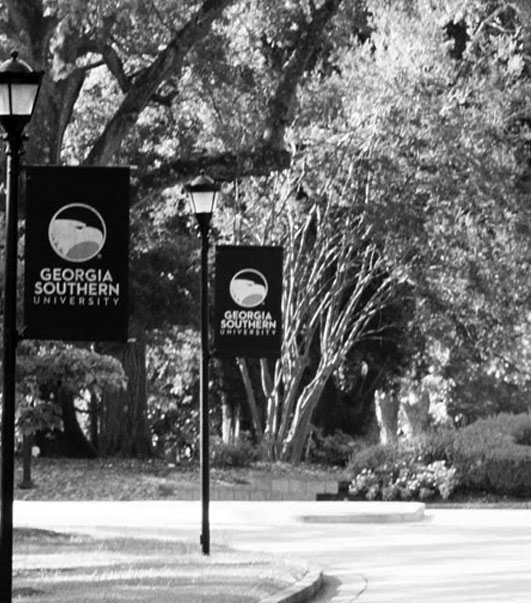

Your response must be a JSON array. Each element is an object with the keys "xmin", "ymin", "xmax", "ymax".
[
  {"xmin": 23, "ymin": 166, "xmax": 129, "ymax": 342},
  {"xmin": 214, "ymin": 245, "xmax": 282, "ymax": 358}
]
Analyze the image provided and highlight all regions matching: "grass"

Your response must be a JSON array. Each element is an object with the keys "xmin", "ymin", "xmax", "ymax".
[{"xmin": 13, "ymin": 527, "xmax": 306, "ymax": 603}]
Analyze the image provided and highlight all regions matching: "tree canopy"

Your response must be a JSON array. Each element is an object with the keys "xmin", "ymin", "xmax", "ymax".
[{"xmin": 2, "ymin": 0, "xmax": 531, "ymax": 459}]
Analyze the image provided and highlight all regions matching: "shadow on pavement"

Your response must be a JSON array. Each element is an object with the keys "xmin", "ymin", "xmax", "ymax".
[{"xmin": 308, "ymin": 576, "xmax": 342, "ymax": 601}]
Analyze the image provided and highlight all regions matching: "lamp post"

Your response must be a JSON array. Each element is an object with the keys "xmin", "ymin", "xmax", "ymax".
[
  {"xmin": 184, "ymin": 173, "xmax": 220, "ymax": 556},
  {"xmin": 0, "ymin": 51, "xmax": 43, "ymax": 602}
]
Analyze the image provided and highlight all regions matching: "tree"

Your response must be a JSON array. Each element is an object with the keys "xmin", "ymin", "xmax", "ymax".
[
  {"xmin": 226, "ymin": 0, "xmax": 531, "ymax": 453},
  {"xmin": 325, "ymin": 0, "xmax": 531, "ymax": 433},
  {"xmin": 4, "ymin": 0, "xmax": 531, "ymax": 459},
  {"xmin": 15, "ymin": 341, "xmax": 125, "ymax": 481},
  {"xmin": 0, "ymin": 0, "xmax": 354, "ymax": 456},
  {"xmin": 228, "ymin": 163, "xmax": 400, "ymax": 462}
]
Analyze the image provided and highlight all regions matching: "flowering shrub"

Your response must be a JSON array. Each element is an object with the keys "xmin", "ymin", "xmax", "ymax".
[{"xmin": 349, "ymin": 459, "xmax": 457, "ymax": 501}]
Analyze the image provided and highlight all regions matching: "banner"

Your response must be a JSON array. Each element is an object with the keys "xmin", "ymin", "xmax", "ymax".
[
  {"xmin": 23, "ymin": 166, "xmax": 129, "ymax": 342},
  {"xmin": 214, "ymin": 245, "xmax": 282, "ymax": 358}
]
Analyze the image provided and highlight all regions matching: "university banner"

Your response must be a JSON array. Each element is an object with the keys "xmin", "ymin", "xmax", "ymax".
[
  {"xmin": 23, "ymin": 166, "xmax": 130, "ymax": 342},
  {"xmin": 214, "ymin": 245, "xmax": 283, "ymax": 358}
]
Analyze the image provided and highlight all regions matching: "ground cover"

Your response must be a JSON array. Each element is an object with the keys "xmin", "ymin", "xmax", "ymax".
[
  {"xmin": 14, "ymin": 457, "xmax": 341, "ymax": 501},
  {"xmin": 13, "ymin": 527, "xmax": 305, "ymax": 603}
]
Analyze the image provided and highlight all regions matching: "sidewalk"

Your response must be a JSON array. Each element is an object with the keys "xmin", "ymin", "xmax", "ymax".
[{"xmin": 14, "ymin": 500, "xmax": 426, "ymax": 532}]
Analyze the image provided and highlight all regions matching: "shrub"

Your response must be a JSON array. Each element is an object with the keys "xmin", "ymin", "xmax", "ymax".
[
  {"xmin": 307, "ymin": 429, "xmax": 363, "ymax": 466},
  {"xmin": 210, "ymin": 435, "xmax": 258, "ymax": 468},
  {"xmin": 347, "ymin": 443, "xmax": 405, "ymax": 475},
  {"xmin": 414, "ymin": 428, "xmax": 457, "ymax": 464},
  {"xmin": 346, "ymin": 437, "xmax": 458, "ymax": 501},
  {"xmin": 348, "ymin": 459, "xmax": 457, "ymax": 501},
  {"xmin": 346, "ymin": 414, "xmax": 531, "ymax": 500},
  {"xmin": 450, "ymin": 412, "xmax": 531, "ymax": 497}
]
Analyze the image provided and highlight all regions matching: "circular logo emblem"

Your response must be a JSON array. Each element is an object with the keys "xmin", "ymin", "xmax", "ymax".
[
  {"xmin": 48, "ymin": 204, "xmax": 106, "ymax": 263},
  {"xmin": 230, "ymin": 269, "xmax": 268, "ymax": 308}
]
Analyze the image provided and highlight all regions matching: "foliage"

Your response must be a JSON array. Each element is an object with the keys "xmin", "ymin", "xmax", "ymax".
[
  {"xmin": 349, "ymin": 460, "xmax": 458, "ymax": 502},
  {"xmin": 210, "ymin": 434, "xmax": 258, "ymax": 468},
  {"xmin": 5, "ymin": 0, "xmax": 531, "ymax": 461},
  {"xmin": 17, "ymin": 343, "xmax": 126, "ymax": 395},
  {"xmin": 450, "ymin": 412, "xmax": 531, "ymax": 496},
  {"xmin": 348, "ymin": 413, "xmax": 531, "ymax": 499},
  {"xmin": 308, "ymin": 0, "xmax": 531, "ymax": 425},
  {"xmin": 222, "ymin": 0, "xmax": 531, "ymax": 461},
  {"xmin": 305, "ymin": 429, "xmax": 363, "ymax": 467},
  {"xmin": 129, "ymin": 191, "xmax": 200, "ymax": 329},
  {"xmin": 346, "ymin": 428, "xmax": 461, "ymax": 500},
  {"xmin": 232, "ymin": 169, "xmax": 399, "ymax": 463},
  {"xmin": 147, "ymin": 328, "xmax": 201, "ymax": 461},
  {"xmin": 14, "ymin": 342, "xmax": 126, "ymax": 441},
  {"xmin": 413, "ymin": 428, "xmax": 457, "ymax": 464},
  {"xmin": 347, "ymin": 443, "xmax": 410, "ymax": 475},
  {"xmin": 147, "ymin": 327, "xmax": 228, "ymax": 461},
  {"xmin": 447, "ymin": 371, "xmax": 531, "ymax": 427},
  {"xmin": 16, "ymin": 399, "xmax": 62, "ymax": 440}
]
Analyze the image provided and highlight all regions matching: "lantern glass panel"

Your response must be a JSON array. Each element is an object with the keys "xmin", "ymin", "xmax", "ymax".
[
  {"xmin": 10, "ymin": 82, "xmax": 40, "ymax": 116},
  {"xmin": 0, "ymin": 85, "xmax": 11, "ymax": 115},
  {"xmin": 191, "ymin": 190, "xmax": 217, "ymax": 214}
]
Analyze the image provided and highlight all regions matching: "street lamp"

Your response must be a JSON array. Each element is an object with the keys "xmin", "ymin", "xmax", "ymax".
[
  {"xmin": 184, "ymin": 172, "xmax": 220, "ymax": 556},
  {"xmin": 0, "ymin": 51, "xmax": 43, "ymax": 603}
]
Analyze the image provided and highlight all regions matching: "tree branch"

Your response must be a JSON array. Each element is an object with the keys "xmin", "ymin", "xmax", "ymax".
[
  {"xmin": 84, "ymin": 0, "xmax": 236, "ymax": 166},
  {"xmin": 262, "ymin": 0, "xmax": 343, "ymax": 147},
  {"xmin": 138, "ymin": 144, "xmax": 291, "ymax": 187}
]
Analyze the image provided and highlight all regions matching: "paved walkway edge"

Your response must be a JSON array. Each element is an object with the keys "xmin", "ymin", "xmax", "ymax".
[
  {"xmin": 260, "ymin": 565, "xmax": 323, "ymax": 603},
  {"xmin": 297, "ymin": 501, "xmax": 426, "ymax": 523}
]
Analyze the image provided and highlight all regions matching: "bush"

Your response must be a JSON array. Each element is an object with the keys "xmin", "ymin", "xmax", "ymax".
[
  {"xmin": 347, "ymin": 443, "xmax": 405, "ymax": 474},
  {"xmin": 307, "ymin": 429, "xmax": 362, "ymax": 466},
  {"xmin": 450, "ymin": 412, "xmax": 531, "ymax": 497},
  {"xmin": 348, "ymin": 457, "xmax": 457, "ymax": 502},
  {"xmin": 414, "ymin": 428, "xmax": 456, "ymax": 464},
  {"xmin": 345, "ymin": 413, "xmax": 531, "ymax": 500},
  {"xmin": 210, "ymin": 435, "xmax": 258, "ymax": 468},
  {"xmin": 346, "ymin": 437, "xmax": 458, "ymax": 501}
]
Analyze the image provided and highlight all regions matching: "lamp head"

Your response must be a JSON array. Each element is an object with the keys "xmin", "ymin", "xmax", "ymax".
[
  {"xmin": 0, "ymin": 51, "xmax": 43, "ymax": 136},
  {"xmin": 184, "ymin": 173, "xmax": 220, "ymax": 217}
]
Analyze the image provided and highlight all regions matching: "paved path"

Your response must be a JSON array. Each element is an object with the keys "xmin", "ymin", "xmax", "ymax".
[
  {"xmin": 229, "ymin": 507, "xmax": 531, "ymax": 602},
  {"xmin": 14, "ymin": 501, "xmax": 531, "ymax": 602}
]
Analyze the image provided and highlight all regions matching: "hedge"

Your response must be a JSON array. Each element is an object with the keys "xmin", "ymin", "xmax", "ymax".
[
  {"xmin": 450, "ymin": 412, "xmax": 531, "ymax": 497},
  {"xmin": 346, "ymin": 412, "xmax": 531, "ymax": 500}
]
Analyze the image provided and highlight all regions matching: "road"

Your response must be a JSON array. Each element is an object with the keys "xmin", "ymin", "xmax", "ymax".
[{"xmin": 14, "ymin": 501, "xmax": 531, "ymax": 602}]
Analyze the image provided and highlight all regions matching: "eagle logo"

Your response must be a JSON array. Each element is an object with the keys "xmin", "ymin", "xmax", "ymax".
[
  {"xmin": 48, "ymin": 204, "xmax": 106, "ymax": 263},
  {"xmin": 229, "ymin": 269, "xmax": 268, "ymax": 308}
]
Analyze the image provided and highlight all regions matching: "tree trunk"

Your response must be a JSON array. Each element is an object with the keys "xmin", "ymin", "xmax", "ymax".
[
  {"xmin": 100, "ymin": 336, "xmax": 151, "ymax": 457},
  {"xmin": 236, "ymin": 358, "xmax": 263, "ymax": 437},
  {"xmin": 281, "ymin": 405, "xmax": 314, "ymax": 464},
  {"xmin": 280, "ymin": 379, "xmax": 328, "ymax": 464},
  {"xmin": 374, "ymin": 389, "xmax": 399, "ymax": 445},
  {"xmin": 89, "ymin": 391, "xmax": 99, "ymax": 449},
  {"xmin": 19, "ymin": 435, "xmax": 34, "ymax": 489},
  {"xmin": 400, "ymin": 387, "xmax": 430, "ymax": 438},
  {"xmin": 56, "ymin": 387, "xmax": 98, "ymax": 458},
  {"xmin": 221, "ymin": 399, "xmax": 241, "ymax": 444}
]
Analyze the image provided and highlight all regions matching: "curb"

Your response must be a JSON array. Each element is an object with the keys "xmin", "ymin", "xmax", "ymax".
[
  {"xmin": 259, "ymin": 565, "xmax": 324, "ymax": 603},
  {"xmin": 427, "ymin": 502, "xmax": 531, "ymax": 509},
  {"xmin": 296, "ymin": 501, "xmax": 426, "ymax": 524}
]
